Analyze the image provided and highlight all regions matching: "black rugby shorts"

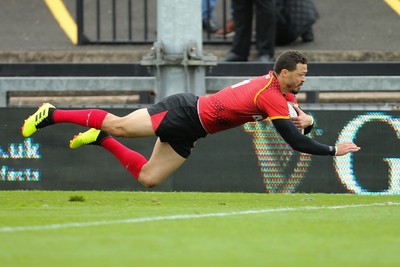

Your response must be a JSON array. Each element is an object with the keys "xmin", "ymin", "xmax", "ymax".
[{"xmin": 147, "ymin": 93, "xmax": 207, "ymax": 158}]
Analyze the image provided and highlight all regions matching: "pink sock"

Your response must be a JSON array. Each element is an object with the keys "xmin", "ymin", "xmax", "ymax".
[
  {"xmin": 53, "ymin": 109, "xmax": 108, "ymax": 129},
  {"xmin": 100, "ymin": 137, "xmax": 147, "ymax": 179}
]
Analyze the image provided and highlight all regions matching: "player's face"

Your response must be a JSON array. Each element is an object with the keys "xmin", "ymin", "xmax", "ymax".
[{"xmin": 285, "ymin": 64, "xmax": 307, "ymax": 94}]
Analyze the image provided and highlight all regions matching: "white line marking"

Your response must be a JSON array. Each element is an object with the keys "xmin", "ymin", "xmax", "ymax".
[{"xmin": 1, "ymin": 202, "xmax": 398, "ymax": 233}]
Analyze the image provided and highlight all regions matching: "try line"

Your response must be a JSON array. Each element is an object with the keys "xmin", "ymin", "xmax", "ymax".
[{"xmin": 1, "ymin": 202, "xmax": 398, "ymax": 233}]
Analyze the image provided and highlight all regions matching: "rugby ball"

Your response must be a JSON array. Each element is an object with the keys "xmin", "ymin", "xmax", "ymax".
[
  {"xmin": 287, "ymin": 102, "xmax": 298, "ymax": 117},
  {"xmin": 287, "ymin": 102, "xmax": 304, "ymax": 134}
]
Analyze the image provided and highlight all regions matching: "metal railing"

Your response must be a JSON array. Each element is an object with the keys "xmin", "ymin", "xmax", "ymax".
[
  {"xmin": 2, "ymin": 75, "xmax": 400, "ymax": 108},
  {"xmin": 1, "ymin": 62, "xmax": 400, "ymax": 108},
  {"xmin": 76, "ymin": 0, "xmax": 233, "ymax": 45}
]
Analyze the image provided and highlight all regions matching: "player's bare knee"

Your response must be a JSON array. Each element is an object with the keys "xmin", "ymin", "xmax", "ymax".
[
  {"xmin": 102, "ymin": 120, "xmax": 127, "ymax": 137},
  {"xmin": 137, "ymin": 174, "xmax": 161, "ymax": 188},
  {"xmin": 138, "ymin": 178, "xmax": 158, "ymax": 188},
  {"xmin": 106, "ymin": 127, "xmax": 126, "ymax": 137}
]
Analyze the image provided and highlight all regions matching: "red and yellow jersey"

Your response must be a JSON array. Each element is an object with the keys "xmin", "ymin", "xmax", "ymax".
[{"xmin": 198, "ymin": 71, "xmax": 296, "ymax": 134}]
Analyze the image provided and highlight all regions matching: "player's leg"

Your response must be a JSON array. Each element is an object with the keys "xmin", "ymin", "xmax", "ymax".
[
  {"xmin": 70, "ymin": 129, "xmax": 185, "ymax": 187},
  {"xmin": 22, "ymin": 103, "xmax": 109, "ymax": 137},
  {"xmin": 68, "ymin": 107, "xmax": 186, "ymax": 186},
  {"xmin": 21, "ymin": 103, "xmax": 154, "ymax": 138},
  {"xmin": 100, "ymin": 108, "xmax": 155, "ymax": 138},
  {"xmin": 138, "ymin": 138, "xmax": 186, "ymax": 187}
]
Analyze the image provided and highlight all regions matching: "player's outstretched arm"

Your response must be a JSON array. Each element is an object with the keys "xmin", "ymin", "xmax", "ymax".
[
  {"xmin": 272, "ymin": 119, "xmax": 361, "ymax": 156},
  {"xmin": 335, "ymin": 142, "xmax": 361, "ymax": 156}
]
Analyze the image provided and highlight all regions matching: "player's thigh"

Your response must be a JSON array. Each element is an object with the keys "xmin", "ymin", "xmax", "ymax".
[
  {"xmin": 138, "ymin": 138, "xmax": 186, "ymax": 186},
  {"xmin": 103, "ymin": 108, "xmax": 155, "ymax": 137}
]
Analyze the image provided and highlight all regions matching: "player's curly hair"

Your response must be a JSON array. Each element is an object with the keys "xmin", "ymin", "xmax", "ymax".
[{"xmin": 273, "ymin": 50, "xmax": 307, "ymax": 74}]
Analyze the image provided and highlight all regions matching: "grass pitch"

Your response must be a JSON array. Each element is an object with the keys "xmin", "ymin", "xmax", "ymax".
[{"xmin": 1, "ymin": 191, "xmax": 399, "ymax": 267}]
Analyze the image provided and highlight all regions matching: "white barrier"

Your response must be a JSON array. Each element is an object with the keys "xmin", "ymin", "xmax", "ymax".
[{"xmin": 1, "ymin": 76, "xmax": 400, "ymax": 107}]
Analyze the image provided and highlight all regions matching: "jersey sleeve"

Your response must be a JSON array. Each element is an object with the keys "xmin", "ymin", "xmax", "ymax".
[
  {"xmin": 256, "ymin": 91, "xmax": 290, "ymax": 120},
  {"xmin": 272, "ymin": 119, "xmax": 335, "ymax": 155}
]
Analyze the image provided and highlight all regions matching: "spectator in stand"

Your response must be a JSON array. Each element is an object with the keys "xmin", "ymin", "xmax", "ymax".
[
  {"xmin": 223, "ymin": 0, "xmax": 276, "ymax": 62},
  {"xmin": 214, "ymin": 19, "xmax": 235, "ymax": 37},
  {"xmin": 214, "ymin": 1, "xmax": 235, "ymax": 38},
  {"xmin": 275, "ymin": 0, "xmax": 319, "ymax": 45},
  {"xmin": 202, "ymin": 0, "xmax": 218, "ymax": 33},
  {"xmin": 216, "ymin": 0, "xmax": 319, "ymax": 44}
]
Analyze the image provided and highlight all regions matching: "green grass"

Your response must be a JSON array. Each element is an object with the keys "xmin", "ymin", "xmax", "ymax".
[{"xmin": 1, "ymin": 191, "xmax": 400, "ymax": 267}]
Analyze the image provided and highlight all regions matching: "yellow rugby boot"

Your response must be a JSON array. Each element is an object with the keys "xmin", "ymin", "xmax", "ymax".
[
  {"xmin": 70, "ymin": 128, "xmax": 109, "ymax": 149},
  {"xmin": 21, "ymin": 103, "xmax": 56, "ymax": 137}
]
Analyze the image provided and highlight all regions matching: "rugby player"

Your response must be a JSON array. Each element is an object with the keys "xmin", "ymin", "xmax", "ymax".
[{"xmin": 21, "ymin": 50, "xmax": 360, "ymax": 187}]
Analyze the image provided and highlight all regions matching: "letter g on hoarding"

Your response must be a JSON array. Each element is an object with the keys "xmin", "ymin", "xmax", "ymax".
[{"xmin": 334, "ymin": 112, "xmax": 400, "ymax": 194}]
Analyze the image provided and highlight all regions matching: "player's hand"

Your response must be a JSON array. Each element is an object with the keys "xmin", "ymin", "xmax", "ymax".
[
  {"xmin": 335, "ymin": 142, "xmax": 361, "ymax": 156},
  {"xmin": 291, "ymin": 105, "xmax": 314, "ymax": 130}
]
